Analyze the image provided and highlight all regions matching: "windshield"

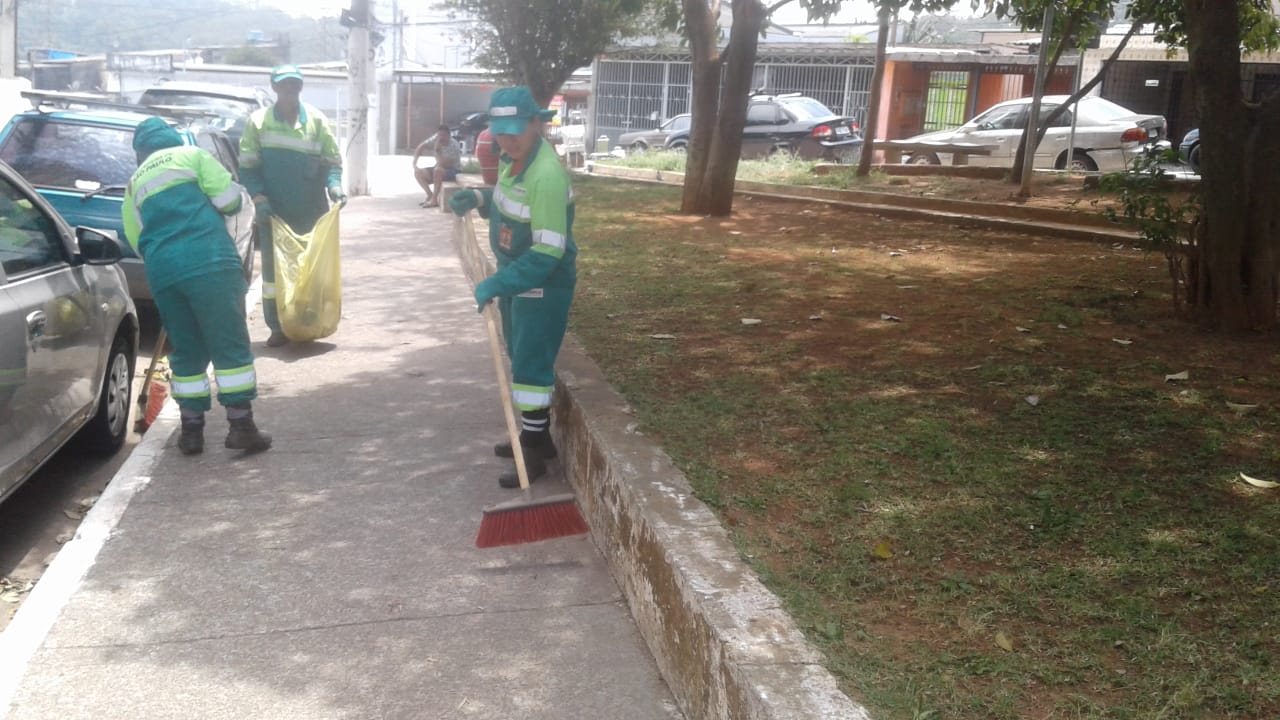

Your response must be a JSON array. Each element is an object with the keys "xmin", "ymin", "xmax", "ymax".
[
  {"xmin": 778, "ymin": 96, "xmax": 838, "ymax": 120},
  {"xmin": 1078, "ymin": 96, "xmax": 1138, "ymax": 121},
  {"xmin": 663, "ymin": 115, "xmax": 690, "ymax": 132},
  {"xmin": 0, "ymin": 117, "xmax": 136, "ymax": 189},
  {"xmin": 143, "ymin": 93, "xmax": 256, "ymax": 118}
]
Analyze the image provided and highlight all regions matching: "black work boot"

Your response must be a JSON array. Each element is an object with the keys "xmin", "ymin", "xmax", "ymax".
[
  {"xmin": 498, "ymin": 446, "xmax": 548, "ymax": 489},
  {"xmin": 493, "ymin": 437, "xmax": 557, "ymax": 460},
  {"xmin": 178, "ymin": 411, "xmax": 205, "ymax": 456},
  {"xmin": 266, "ymin": 331, "xmax": 289, "ymax": 348},
  {"xmin": 224, "ymin": 404, "xmax": 272, "ymax": 453}
]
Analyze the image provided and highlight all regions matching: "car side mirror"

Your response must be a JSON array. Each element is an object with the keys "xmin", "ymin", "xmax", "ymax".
[{"xmin": 75, "ymin": 226, "xmax": 124, "ymax": 265}]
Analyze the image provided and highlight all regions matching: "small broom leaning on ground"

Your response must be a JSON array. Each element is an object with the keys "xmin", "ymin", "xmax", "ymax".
[{"xmin": 475, "ymin": 301, "xmax": 588, "ymax": 548}]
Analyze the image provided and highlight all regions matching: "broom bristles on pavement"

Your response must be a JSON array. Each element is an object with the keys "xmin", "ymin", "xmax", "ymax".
[{"xmin": 475, "ymin": 494, "xmax": 589, "ymax": 548}]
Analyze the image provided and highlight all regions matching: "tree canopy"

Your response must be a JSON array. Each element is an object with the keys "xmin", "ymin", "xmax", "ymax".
[{"xmin": 442, "ymin": 0, "xmax": 661, "ymax": 105}]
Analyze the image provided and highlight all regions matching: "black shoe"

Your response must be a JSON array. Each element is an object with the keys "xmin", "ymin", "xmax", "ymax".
[
  {"xmin": 178, "ymin": 420, "xmax": 204, "ymax": 455},
  {"xmin": 225, "ymin": 417, "xmax": 272, "ymax": 453},
  {"xmin": 266, "ymin": 331, "xmax": 289, "ymax": 347},
  {"xmin": 494, "ymin": 438, "xmax": 557, "ymax": 460},
  {"xmin": 498, "ymin": 449, "xmax": 547, "ymax": 489}
]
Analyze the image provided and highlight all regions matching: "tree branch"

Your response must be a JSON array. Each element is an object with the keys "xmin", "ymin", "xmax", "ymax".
[{"xmin": 1036, "ymin": 20, "xmax": 1143, "ymax": 144}]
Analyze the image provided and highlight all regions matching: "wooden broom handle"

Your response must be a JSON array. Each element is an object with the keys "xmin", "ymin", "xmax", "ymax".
[{"xmin": 483, "ymin": 301, "xmax": 531, "ymax": 490}]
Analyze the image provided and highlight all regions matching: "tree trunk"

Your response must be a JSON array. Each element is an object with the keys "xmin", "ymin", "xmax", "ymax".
[
  {"xmin": 680, "ymin": 0, "xmax": 721, "ymax": 213},
  {"xmin": 679, "ymin": 0, "xmax": 766, "ymax": 216},
  {"xmin": 1186, "ymin": 0, "xmax": 1279, "ymax": 330},
  {"xmin": 856, "ymin": 6, "xmax": 892, "ymax": 178},
  {"xmin": 1028, "ymin": 22, "xmax": 1142, "ymax": 154},
  {"xmin": 1010, "ymin": 12, "xmax": 1074, "ymax": 187}
]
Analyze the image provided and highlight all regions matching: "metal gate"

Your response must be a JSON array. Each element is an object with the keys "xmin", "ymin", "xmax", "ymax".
[
  {"xmin": 595, "ymin": 53, "xmax": 876, "ymax": 145},
  {"xmin": 922, "ymin": 70, "xmax": 969, "ymax": 131}
]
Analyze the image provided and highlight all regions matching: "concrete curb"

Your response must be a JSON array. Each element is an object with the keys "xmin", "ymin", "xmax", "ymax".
[
  {"xmin": 450, "ymin": 213, "xmax": 871, "ymax": 720},
  {"xmin": 0, "ymin": 277, "xmax": 264, "ymax": 716},
  {"xmin": 587, "ymin": 164, "xmax": 1142, "ymax": 244}
]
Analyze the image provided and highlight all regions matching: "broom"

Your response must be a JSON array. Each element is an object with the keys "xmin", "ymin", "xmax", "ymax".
[
  {"xmin": 475, "ymin": 300, "xmax": 588, "ymax": 548},
  {"xmin": 133, "ymin": 328, "xmax": 168, "ymax": 433}
]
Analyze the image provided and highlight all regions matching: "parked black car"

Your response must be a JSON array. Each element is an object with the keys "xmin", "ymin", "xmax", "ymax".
[
  {"xmin": 447, "ymin": 111, "xmax": 489, "ymax": 153},
  {"xmin": 740, "ymin": 93, "xmax": 862, "ymax": 163},
  {"xmin": 1179, "ymin": 128, "xmax": 1200, "ymax": 173}
]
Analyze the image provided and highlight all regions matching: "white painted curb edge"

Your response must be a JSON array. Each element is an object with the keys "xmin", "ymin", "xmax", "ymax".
[{"xmin": 0, "ymin": 276, "xmax": 264, "ymax": 716}]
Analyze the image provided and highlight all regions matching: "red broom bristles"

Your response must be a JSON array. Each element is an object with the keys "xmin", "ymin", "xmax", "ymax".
[{"xmin": 475, "ymin": 498, "xmax": 589, "ymax": 548}]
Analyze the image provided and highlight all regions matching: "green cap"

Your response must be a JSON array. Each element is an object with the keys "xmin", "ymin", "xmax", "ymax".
[
  {"xmin": 271, "ymin": 64, "xmax": 304, "ymax": 83},
  {"xmin": 487, "ymin": 86, "xmax": 556, "ymax": 135}
]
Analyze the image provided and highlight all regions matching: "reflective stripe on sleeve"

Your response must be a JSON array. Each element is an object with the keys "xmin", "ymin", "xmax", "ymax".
[
  {"xmin": 532, "ymin": 229, "xmax": 566, "ymax": 251},
  {"xmin": 211, "ymin": 186, "xmax": 241, "ymax": 211}
]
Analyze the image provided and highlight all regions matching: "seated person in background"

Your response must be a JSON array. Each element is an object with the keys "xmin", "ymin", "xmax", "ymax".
[{"xmin": 412, "ymin": 124, "xmax": 463, "ymax": 208}]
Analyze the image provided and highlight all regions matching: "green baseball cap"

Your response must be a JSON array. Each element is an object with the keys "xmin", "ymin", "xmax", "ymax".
[
  {"xmin": 487, "ymin": 86, "xmax": 556, "ymax": 135},
  {"xmin": 271, "ymin": 64, "xmax": 304, "ymax": 83}
]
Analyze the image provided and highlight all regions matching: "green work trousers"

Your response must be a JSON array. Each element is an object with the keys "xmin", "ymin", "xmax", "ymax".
[
  {"xmin": 152, "ymin": 268, "xmax": 257, "ymax": 412},
  {"xmin": 256, "ymin": 217, "xmax": 282, "ymax": 335},
  {"xmin": 499, "ymin": 286, "xmax": 573, "ymax": 412}
]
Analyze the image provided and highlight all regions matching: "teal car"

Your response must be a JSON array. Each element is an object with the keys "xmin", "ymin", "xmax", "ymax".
[{"xmin": 0, "ymin": 104, "xmax": 256, "ymax": 302}]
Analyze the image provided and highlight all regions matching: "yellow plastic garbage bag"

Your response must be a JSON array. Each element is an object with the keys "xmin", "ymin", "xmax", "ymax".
[{"xmin": 271, "ymin": 205, "xmax": 342, "ymax": 341}]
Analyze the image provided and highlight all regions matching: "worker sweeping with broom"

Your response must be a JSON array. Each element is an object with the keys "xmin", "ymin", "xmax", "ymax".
[
  {"xmin": 449, "ymin": 86, "xmax": 577, "ymax": 490},
  {"xmin": 122, "ymin": 117, "xmax": 272, "ymax": 456}
]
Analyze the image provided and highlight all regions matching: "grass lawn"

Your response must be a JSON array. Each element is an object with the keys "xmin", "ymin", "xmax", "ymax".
[{"xmin": 567, "ymin": 174, "xmax": 1280, "ymax": 720}]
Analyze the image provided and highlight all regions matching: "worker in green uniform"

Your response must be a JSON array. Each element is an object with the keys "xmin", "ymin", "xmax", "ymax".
[
  {"xmin": 449, "ymin": 86, "xmax": 577, "ymax": 489},
  {"xmin": 123, "ymin": 117, "xmax": 272, "ymax": 455},
  {"xmin": 239, "ymin": 64, "xmax": 345, "ymax": 347}
]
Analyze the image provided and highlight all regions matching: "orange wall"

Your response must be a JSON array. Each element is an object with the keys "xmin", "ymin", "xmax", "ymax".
[{"xmin": 884, "ymin": 61, "xmax": 929, "ymax": 140}]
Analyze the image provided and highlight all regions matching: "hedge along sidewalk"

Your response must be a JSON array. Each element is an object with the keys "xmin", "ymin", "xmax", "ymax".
[
  {"xmin": 588, "ymin": 164, "xmax": 1142, "ymax": 244},
  {"xmin": 448, "ymin": 206, "xmax": 871, "ymax": 720}
]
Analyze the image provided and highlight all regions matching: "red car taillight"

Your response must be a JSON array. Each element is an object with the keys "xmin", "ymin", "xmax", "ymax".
[
  {"xmin": 811, "ymin": 124, "xmax": 835, "ymax": 139},
  {"xmin": 1121, "ymin": 127, "xmax": 1148, "ymax": 144}
]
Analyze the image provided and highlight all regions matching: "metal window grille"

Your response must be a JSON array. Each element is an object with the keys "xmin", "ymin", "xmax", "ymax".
[
  {"xmin": 595, "ymin": 56, "xmax": 874, "ymax": 144},
  {"xmin": 922, "ymin": 71, "xmax": 969, "ymax": 131}
]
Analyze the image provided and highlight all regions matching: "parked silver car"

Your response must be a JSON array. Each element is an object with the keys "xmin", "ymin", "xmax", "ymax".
[
  {"xmin": 902, "ymin": 95, "xmax": 1168, "ymax": 172},
  {"xmin": 0, "ymin": 159, "xmax": 138, "ymax": 503}
]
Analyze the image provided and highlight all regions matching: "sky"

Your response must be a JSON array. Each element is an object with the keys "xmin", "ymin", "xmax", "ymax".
[{"xmin": 251, "ymin": 0, "xmax": 922, "ymax": 25}]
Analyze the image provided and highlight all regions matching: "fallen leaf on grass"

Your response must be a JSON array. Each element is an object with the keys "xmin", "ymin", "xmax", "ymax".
[
  {"xmin": 1226, "ymin": 401, "xmax": 1259, "ymax": 415},
  {"xmin": 964, "ymin": 365, "xmax": 982, "ymax": 371},
  {"xmin": 1016, "ymin": 326, "xmax": 1031, "ymax": 333},
  {"xmin": 63, "ymin": 509, "xmax": 84, "ymax": 521},
  {"xmin": 995, "ymin": 632, "xmax": 1014, "ymax": 652},
  {"xmin": 1239, "ymin": 472, "xmax": 1279, "ymax": 489},
  {"xmin": 0, "ymin": 591, "xmax": 19, "ymax": 604},
  {"xmin": 649, "ymin": 334, "xmax": 676, "ymax": 340},
  {"xmin": 740, "ymin": 318, "xmax": 762, "ymax": 326},
  {"xmin": 808, "ymin": 315, "xmax": 823, "ymax": 321},
  {"xmin": 888, "ymin": 251, "xmax": 904, "ymax": 257},
  {"xmin": 1165, "ymin": 371, "xmax": 1189, "ymax": 382},
  {"xmin": 880, "ymin": 313, "xmax": 902, "ymax": 322},
  {"xmin": 871, "ymin": 540, "xmax": 894, "ymax": 559},
  {"xmin": 1025, "ymin": 395, "xmax": 1041, "ymax": 406},
  {"xmin": 1111, "ymin": 338, "xmax": 1133, "ymax": 346},
  {"xmin": 1057, "ymin": 323, "xmax": 1068, "ymax": 329}
]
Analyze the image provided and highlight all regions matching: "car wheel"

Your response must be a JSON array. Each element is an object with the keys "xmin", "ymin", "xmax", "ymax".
[
  {"xmin": 1059, "ymin": 152, "xmax": 1098, "ymax": 172},
  {"xmin": 629, "ymin": 141, "xmax": 648, "ymax": 154},
  {"xmin": 76, "ymin": 334, "xmax": 135, "ymax": 454},
  {"xmin": 668, "ymin": 140, "xmax": 687, "ymax": 153},
  {"xmin": 1188, "ymin": 145, "xmax": 1200, "ymax": 174},
  {"xmin": 908, "ymin": 153, "xmax": 939, "ymax": 165}
]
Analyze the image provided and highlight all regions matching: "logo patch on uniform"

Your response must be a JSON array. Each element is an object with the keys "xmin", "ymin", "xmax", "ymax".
[{"xmin": 499, "ymin": 224, "xmax": 513, "ymax": 251}]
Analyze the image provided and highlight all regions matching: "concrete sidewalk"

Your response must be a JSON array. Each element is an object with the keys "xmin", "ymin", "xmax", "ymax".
[{"xmin": 0, "ymin": 182, "xmax": 680, "ymax": 719}]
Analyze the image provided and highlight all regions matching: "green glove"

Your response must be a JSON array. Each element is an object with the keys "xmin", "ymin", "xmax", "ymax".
[
  {"xmin": 449, "ymin": 189, "xmax": 480, "ymax": 216},
  {"xmin": 474, "ymin": 277, "xmax": 499, "ymax": 313},
  {"xmin": 327, "ymin": 184, "xmax": 346, "ymax": 203}
]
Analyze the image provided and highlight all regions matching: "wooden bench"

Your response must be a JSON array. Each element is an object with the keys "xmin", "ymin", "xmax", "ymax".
[{"xmin": 880, "ymin": 140, "xmax": 995, "ymax": 166}]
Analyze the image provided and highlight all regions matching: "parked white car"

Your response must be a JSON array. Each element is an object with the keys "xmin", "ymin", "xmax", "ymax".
[{"xmin": 902, "ymin": 95, "xmax": 1168, "ymax": 172}]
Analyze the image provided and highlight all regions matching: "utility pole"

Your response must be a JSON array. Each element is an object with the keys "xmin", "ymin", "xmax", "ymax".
[
  {"xmin": 0, "ymin": 0, "xmax": 17, "ymax": 79},
  {"xmin": 347, "ymin": 0, "xmax": 371, "ymax": 196}
]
